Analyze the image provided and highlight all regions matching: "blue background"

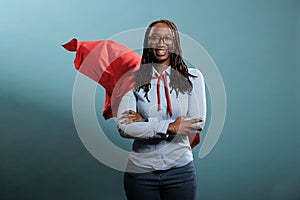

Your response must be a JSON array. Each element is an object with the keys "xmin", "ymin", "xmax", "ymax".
[{"xmin": 1, "ymin": 0, "xmax": 299, "ymax": 199}]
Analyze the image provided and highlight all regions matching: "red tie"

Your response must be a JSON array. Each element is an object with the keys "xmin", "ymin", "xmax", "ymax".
[{"xmin": 152, "ymin": 74, "xmax": 173, "ymax": 117}]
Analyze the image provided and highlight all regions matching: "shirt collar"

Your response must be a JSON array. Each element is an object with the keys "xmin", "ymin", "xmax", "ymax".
[{"xmin": 152, "ymin": 65, "xmax": 171, "ymax": 76}]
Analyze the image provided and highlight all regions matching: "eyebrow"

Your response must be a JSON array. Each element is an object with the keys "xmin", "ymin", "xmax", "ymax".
[{"xmin": 149, "ymin": 33, "xmax": 173, "ymax": 37}]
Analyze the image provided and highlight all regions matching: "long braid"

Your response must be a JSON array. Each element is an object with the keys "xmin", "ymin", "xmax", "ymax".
[{"xmin": 134, "ymin": 19, "xmax": 195, "ymax": 101}]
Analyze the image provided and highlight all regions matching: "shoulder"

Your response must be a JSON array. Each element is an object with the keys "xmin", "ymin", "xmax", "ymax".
[{"xmin": 188, "ymin": 68, "xmax": 204, "ymax": 80}]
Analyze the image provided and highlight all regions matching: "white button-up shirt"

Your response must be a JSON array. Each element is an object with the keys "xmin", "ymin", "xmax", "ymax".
[{"xmin": 117, "ymin": 66, "xmax": 206, "ymax": 171}]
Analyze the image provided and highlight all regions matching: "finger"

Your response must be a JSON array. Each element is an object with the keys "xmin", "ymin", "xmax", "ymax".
[
  {"xmin": 123, "ymin": 119, "xmax": 133, "ymax": 124},
  {"xmin": 121, "ymin": 110, "xmax": 137, "ymax": 115},
  {"xmin": 196, "ymin": 126, "xmax": 203, "ymax": 131},
  {"xmin": 130, "ymin": 117, "xmax": 138, "ymax": 121},
  {"xmin": 128, "ymin": 110, "xmax": 136, "ymax": 114},
  {"xmin": 194, "ymin": 118, "xmax": 203, "ymax": 122},
  {"xmin": 120, "ymin": 119, "xmax": 128, "ymax": 124},
  {"xmin": 119, "ymin": 114, "xmax": 127, "ymax": 119},
  {"xmin": 127, "ymin": 114, "xmax": 138, "ymax": 118},
  {"xmin": 118, "ymin": 114, "xmax": 131, "ymax": 120},
  {"xmin": 188, "ymin": 125, "xmax": 203, "ymax": 131},
  {"xmin": 122, "ymin": 117, "xmax": 142, "ymax": 124},
  {"xmin": 185, "ymin": 118, "xmax": 203, "ymax": 124},
  {"xmin": 121, "ymin": 110, "xmax": 131, "ymax": 114},
  {"xmin": 119, "ymin": 113, "xmax": 137, "ymax": 119}
]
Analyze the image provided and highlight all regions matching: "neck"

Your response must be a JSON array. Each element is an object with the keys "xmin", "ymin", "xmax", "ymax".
[{"xmin": 153, "ymin": 63, "xmax": 169, "ymax": 74}]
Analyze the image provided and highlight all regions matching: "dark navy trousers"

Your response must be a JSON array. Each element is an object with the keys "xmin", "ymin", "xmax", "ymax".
[{"xmin": 123, "ymin": 161, "xmax": 198, "ymax": 200}]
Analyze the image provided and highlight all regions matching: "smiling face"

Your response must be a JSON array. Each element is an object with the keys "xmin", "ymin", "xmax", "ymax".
[{"xmin": 147, "ymin": 22, "xmax": 175, "ymax": 66}]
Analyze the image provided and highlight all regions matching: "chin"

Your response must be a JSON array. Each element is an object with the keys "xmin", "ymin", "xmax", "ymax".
[
  {"xmin": 152, "ymin": 53, "xmax": 171, "ymax": 64},
  {"xmin": 154, "ymin": 57, "xmax": 170, "ymax": 64}
]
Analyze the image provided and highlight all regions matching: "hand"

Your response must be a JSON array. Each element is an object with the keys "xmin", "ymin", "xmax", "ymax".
[
  {"xmin": 168, "ymin": 116, "xmax": 203, "ymax": 135},
  {"xmin": 119, "ymin": 110, "xmax": 144, "ymax": 124}
]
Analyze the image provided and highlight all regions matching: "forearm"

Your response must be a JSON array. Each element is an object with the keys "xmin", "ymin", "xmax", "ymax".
[{"xmin": 117, "ymin": 118, "xmax": 172, "ymax": 139}]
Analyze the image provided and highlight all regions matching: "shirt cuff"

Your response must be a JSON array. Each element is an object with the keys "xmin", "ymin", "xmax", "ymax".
[{"xmin": 148, "ymin": 118, "xmax": 171, "ymax": 137}]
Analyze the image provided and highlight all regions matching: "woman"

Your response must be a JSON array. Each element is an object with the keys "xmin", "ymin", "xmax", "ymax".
[{"xmin": 117, "ymin": 19, "xmax": 206, "ymax": 200}]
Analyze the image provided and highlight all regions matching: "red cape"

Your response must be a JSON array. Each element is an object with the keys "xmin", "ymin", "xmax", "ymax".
[
  {"xmin": 62, "ymin": 38, "xmax": 140, "ymax": 119},
  {"xmin": 62, "ymin": 38, "xmax": 200, "ymax": 148}
]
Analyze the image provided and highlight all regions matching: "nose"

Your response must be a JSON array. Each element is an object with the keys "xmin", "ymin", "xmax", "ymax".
[{"xmin": 158, "ymin": 38, "xmax": 166, "ymax": 47}]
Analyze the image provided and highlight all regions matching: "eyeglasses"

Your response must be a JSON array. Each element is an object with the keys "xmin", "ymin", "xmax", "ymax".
[{"xmin": 148, "ymin": 36, "xmax": 174, "ymax": 45}]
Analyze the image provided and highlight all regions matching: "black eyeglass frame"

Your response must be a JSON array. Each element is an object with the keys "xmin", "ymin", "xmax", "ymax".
[{"xmin": 147, "ymin": 35, "xmax": 175, "ymax": 45}]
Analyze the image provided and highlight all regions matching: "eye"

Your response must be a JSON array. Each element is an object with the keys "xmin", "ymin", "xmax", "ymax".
[
  {"xmin": 147, "ymin": 36, "xmax": 174, "ymax": 45},
  {"xmin": 164, "ymin": 36, "xmax": 174, "ymax": 44},
  {"xmin": 148, "ymin": 36, "xmax": 160, "ymax": 43}
]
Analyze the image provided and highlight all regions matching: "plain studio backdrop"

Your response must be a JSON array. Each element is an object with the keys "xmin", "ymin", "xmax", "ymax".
[{"xmin": 0, "ymin": 0, "xmax": 299, "ymax": 199}]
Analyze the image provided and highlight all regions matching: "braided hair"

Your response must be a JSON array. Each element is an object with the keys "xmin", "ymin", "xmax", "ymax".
[{"xmin": 134, "ymin": 19, "xmax": 196, "ymax": 102}]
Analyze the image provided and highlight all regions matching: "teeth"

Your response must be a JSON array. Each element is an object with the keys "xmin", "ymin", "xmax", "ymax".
[{"xmin": 156, "ymin": 49, "xmax": 166, "ymax": 55}]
